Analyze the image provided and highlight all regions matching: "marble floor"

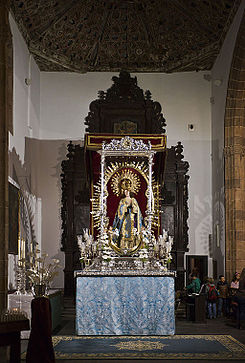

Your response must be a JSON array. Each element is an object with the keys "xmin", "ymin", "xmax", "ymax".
[{"xmin": 20, "ymin": 298, "xmax": 245, "ymax": 363}]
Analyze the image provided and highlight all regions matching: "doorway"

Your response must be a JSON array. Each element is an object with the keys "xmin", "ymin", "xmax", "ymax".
[{"xmin": 186, "ymin": 255, "xmax": 208, "ymax": 285}]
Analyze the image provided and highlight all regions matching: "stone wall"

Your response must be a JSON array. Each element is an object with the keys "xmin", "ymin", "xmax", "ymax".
[{"xmin": 224, "ymin": 9, "xmax": 245, "ymax": 281}]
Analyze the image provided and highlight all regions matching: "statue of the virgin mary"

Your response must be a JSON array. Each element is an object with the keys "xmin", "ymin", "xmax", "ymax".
[{"xmin": 110, "ymin": 170, "xmax": 144, "ymax": 250}]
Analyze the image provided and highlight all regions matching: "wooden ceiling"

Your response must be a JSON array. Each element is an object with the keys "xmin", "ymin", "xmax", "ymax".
[{"xmin": 10, "ymin": 0, "xmax": 241, "ymax": 73}]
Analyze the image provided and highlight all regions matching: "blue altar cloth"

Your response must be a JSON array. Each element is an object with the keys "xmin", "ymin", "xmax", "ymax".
[{"xmin": 76, "ymin": 275, "xmax": 175, "ymax": 335}]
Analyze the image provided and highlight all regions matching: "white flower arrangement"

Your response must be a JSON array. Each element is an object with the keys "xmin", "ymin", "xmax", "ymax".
[
  {"xmin": 154, "ymin": 229, "xmax": 174, "ymax": 265},
  {"xmin": 22, "ymin": 249, "xmax": 60, "ymax": 288}
]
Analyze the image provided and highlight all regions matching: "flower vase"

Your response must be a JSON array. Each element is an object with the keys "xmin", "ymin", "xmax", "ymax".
[{"xmin": 32, "ymin": 284, "xmax": 48, "ymax": 298}]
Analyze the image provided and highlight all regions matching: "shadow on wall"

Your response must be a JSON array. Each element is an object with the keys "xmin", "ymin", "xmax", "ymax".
[
  {"xmin": 194, "ymin": 194, "xmax": 212, "ymax": 255},
  {"xmin": 49, "ymin": 250, "xmax": 65, "ymax": 289},
  {"xmin": 51, "ymin": 142, "xmax": 67, "ymax": 190},
  {"xmin": 9, "ymin": 147, "xmax": 38, "ymax": 247},
  {"xmin": 23, "ymin": 138, "xmax": 82, "ymax": 288},
  {"xmin": 192, "ymin": 138, "xmax": 225, "ymax": 277},
  {"xmin": 8, "ymin": 147, "xmax": 39, "ymax": 289}
]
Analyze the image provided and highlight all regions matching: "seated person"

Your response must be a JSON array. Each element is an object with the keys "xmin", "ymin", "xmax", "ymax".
[{"xmin": 186, "ymin": 273, "xmax": 201, "ymax": 294}]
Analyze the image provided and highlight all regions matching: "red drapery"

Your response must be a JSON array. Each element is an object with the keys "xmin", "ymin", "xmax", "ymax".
[{"xmin": 85, "ymin": 134, "xmax": 167, "ymax": 238}]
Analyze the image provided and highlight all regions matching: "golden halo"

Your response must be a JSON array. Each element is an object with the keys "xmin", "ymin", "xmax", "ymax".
[{"xmin": 111, "ymin": 169, "xmax": 141, "ymax": 196}]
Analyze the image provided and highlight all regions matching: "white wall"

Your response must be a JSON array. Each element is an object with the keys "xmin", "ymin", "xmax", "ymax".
[
  {"xmin": 40, "ymin": 72, "xmax": 116, "ymax": 139},
  {"xmin": 41, "ymin": 71, "xmax": 212, "ymax": 271},
  {"xmin": 8, "ymin": 15, "xmax": 41, "ymax": 290},
  {"xmin": 9, "ymin": 15, "xmax": 40, "ymax": 162},
  {"xmin": 211, "ymin": 2, "xmax": 245, "ymax": 276},
  {"xmin": 134, "ymin": 73, "xmax": 212, "ymax": 258}
]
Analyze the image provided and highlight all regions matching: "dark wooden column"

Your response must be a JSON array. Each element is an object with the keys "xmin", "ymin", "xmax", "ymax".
[
  {"xmin": 161, "ymin": 142, "xmax": 189, "ymax": 291},
  {"xmin": 175, "ymin": 142, "xmax": 189, "ymax": 290},
  {"xmin": 0, "ymin": 0, "xmax": 12, "ymax": 313},
  {"xmin": 61, "ymin": 142, "xmax": 76, "ymax": 297},
  {"xmin": 61, "ymin": 142, "xmax": 90, "ymax": 296}
]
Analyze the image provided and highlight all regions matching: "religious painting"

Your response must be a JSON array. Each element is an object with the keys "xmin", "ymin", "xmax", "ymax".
[{"xmin": 113, "ymin": 120, "xmax": 137, "ymax": 134}]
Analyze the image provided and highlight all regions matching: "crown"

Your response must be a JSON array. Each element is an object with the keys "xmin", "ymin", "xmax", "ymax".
[{"xmin": 110, "ymin": 169, "xmax": 141, "ymax": 196}]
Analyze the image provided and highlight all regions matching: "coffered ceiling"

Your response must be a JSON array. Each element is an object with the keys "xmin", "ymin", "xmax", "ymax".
[{"xmin": 10, "ymin": 0, "xmax": 241, "ymax": 73}]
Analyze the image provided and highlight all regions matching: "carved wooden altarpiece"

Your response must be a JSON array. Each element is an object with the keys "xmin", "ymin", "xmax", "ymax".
[{"xmin": 61, "ymin": 71, "xmax": 189, "ymax": 296}]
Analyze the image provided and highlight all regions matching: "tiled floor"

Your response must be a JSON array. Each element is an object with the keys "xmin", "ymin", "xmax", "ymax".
[{"xmin": 20, "ymin": 304, "xmax": 245, "ymax": 363}]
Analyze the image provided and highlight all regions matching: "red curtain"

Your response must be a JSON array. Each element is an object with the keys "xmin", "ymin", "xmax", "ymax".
[{"xmin": 85, "ymin": 134, "xmax": 166, "ymax": 239}]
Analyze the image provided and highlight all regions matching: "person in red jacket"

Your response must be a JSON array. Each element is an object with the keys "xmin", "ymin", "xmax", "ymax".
[{"xmin": 207, "ymin": 278, "xmax": 219, "ymax": 319}]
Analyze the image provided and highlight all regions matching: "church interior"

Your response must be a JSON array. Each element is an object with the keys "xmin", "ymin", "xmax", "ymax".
[{"xmin": 1, "ymin": 0, "xmax": 245, "ymax": 362}]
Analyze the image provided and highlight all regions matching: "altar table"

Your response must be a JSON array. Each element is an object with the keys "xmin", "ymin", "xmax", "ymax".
[{"xmin": 75, "ymin": 271, "xmax": 175, "ymax": 335}]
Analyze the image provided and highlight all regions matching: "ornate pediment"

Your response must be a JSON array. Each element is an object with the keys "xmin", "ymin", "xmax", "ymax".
[
  {"xmin": 103, "ymin": 136, "xmax": 151, "ymax": 152},
  {"xmin": 105, "ymin": 71, "xmax": 145, "ymax": 103},
  {"xmin": 84, "ymin": 71, "xmax": 166, "ymax": 134}
]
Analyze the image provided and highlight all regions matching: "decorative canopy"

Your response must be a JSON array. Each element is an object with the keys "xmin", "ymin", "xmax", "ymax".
[{"xmin": 85, "ymin": 133, "xmax": 166, "ymax": 183}]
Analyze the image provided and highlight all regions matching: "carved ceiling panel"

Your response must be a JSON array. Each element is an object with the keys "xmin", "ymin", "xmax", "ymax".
[{"xmin": 10, "ymin": 0, "xmax": 241, "ymax": 73}]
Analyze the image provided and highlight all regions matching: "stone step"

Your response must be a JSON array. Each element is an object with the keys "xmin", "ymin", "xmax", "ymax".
[
  {"xmin": 175, "ymin": 302, "xmax": 186, "ymax": 319},
  {"xmin": 61, "ymin": 297, "xmax": 76, "ymax": 318}
]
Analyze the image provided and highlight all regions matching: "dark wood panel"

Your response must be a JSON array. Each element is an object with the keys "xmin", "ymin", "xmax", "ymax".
[{"xmin": 60, "ymin": 72, "xmax": 189, "ymax": 296}]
